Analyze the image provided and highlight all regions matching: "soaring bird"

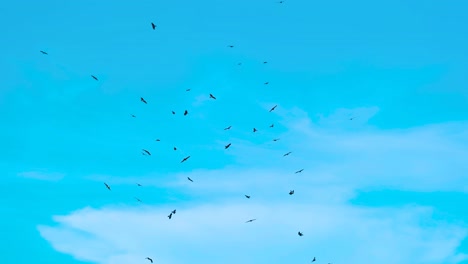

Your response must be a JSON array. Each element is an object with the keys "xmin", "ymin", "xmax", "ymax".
[
  {"xmin": 209, "ymin": 94, "xmax": 217, "ymax": 100},
  {"xmin": 349, "ymin": 116, "xmax": 356, "ymax": 120},
  {"xmin": 269, "ymin": 105, "xmax": 277, "ymax": 112},
  {"xmin": 151, "ymin": 22, "xmax": 156, "ymax": 30},
  {"xmin": 155, "ymin": 139, "xmax": 161, "ymax": 142},
  {"xmin": 298, "ymin": 231, "xmax": 303, "ymax": 236},
  {"xmin": 187, "ymin": 177, "xmax": 193, "ymax": 182},
  {"xmin": 264, "ymin": 82, "xmax": 269, "ymax": 85},
  {"xmin": 135, "ymin": 197, "xmax": 142, "ymax": 202},
  {"xmin": 172, "ymin": 111, "xmax": 176, "ymax": 115},
  {"xmin": 172, "ymin": 209, "xmax": 176, "ymax": 214},
  {"xmin": 137, "ymin": 183, "xmax": 142, "ymax": 186},
  {"xmin": 173, "ymin": 147, "xmax": 177, "ymax": 151},
  {"xmin": 228, "ymin": 45, "xmax": 234, "ymax": 48},
  {"xmin": 283, "ymin": 151, "xmax": 292, "ymax": 156},
  {"xmin": 184, "ymin": 110, "xmax": 188, "ymax": 116},
  {"xmin": 146, "ymin": 257, "xmax": 153, "ymax": 263},
  {"xmin": 253, "ymin": 128, "xmax": 257, "ymax": 132},
  {"xmin": 269, "ymin": 124, "xmax": 274, "ymax": 128},
  {"xmin": 289, "ymin": 190, "xmax": 295, "ymax": 195},
  {"xmin": 142, "ymin": 149, "xmax": 151, "ymax": 156},
  {"xmin": 273, "ymin": 138, "xmax": 280, "ymax": 141},
  {"xmin": 40, "ymin": 50, "xmax": 48, "ymax": 55},
  {"xmin": 224, "ymin": 126, "xmax": 232, "ymax": 130},
  {"xmin": 295, "ymin": 169, "xmax": 304, "ymax": 174},
  {"xmin": 131, "ymin": 114, "xmax": 136, "ymax": 118},
  {"xmin": 245, "ymin": 219, "xmax": 256, "ymax": 223},
  {"xmin": 237, "ymin": 62, "xmax": 242, "ymax": 65},
  {"xmin": 277, "ymin": 0, "xmax": 285, "ymax": 3},
  {"xmin": 181, "ymin": 156, "xmax": 191, "ymax": 163},
  {"xmin": 91, "ymin": 75, "xmax": 98, "ymax": 81},
  {"xmin": 168, "ymin": 213, "xmax": 172, "ymax": 219},
  {"xmin": 245, "ymin": 195, "xmax": 250, "ymax": 199},
  {"xmin": 186, "ymin": 88, "xmax": 191, "ymax": 91},
  {"xmin": 312, "ymin": 257, "xmax": 316, "ymax": 262},
  {"xmin": 104, "ymin": 183, "xmax": 111, "ymax": 190},
  {"xmin": 225, "ymin": 143, "xmax": 231, "ymax": 149},
  {"xmin": 141, "ymin": 97, "xmax": 147, "ymax": 104}
]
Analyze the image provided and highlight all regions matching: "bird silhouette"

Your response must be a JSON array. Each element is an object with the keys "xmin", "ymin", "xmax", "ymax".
[
  {"xmin": 172, "ymin": 209, "xmax": 176, "ymax": 214},
  {"xmin": 131, "ymin": 114, "xmax": 136, "ymax": 118},
  {"xmin": 264, "ymin": 82, "xmax": 269, "ymax": 85},
  {"xmin": 155, "ymin": 139, "xmax": 161, "ymax": 142},
  {"xmin": 173, "ymin": 147, "xmax": 177, "ymax": 151},
  {"xmin": 312, "ymin": 257, "xmax": 316, "ymax": 262},
  {"xmin": 168, "ymin": 213, "xmax": 172, "ymax": 219},
  {"xmin": 40, "ymin": 50, "xmax": 48, "ymax": 55},
  {"xmin": 137, "ymin": 183, "xmax": 142, "ymax": 186},
  {"xmin": 253, "ymin": 128, "xmax": 257, "ymax": 132},
  {"xmin": 225, "ymin": 143, "xmax": 231, "ymax": 149},
  {"xmin": 142, "ymin": 149, "xmax": 151, "ymax": 156},
  {"xmin": 245, "ymin": 195, "xmax": 250, "ymax": 199},
  {"xmin": 263, "ymin": 61, "xmax": 268, "ymax": 64},
  {"xmin": 273, "ymin": 138, "xmax": 280, "ymax": 141},
  {"xmin": 146, "ymin": 257, "xmax": 153, "ymax": 263},
  {"xmin": 228, "ymin": 45, "xmax": 234, "ymax": 48},
  {"xmin": 245, "ymin": 219, "xmax": 256, "ymax": 223},
  {"xmin": 184, "ymin": 110, "xmax": 188, "ymax": 116},
  {"xmin": 187, "ymin": 177, "xmax": 193, "ymax": 182},
  {"xmin": 91, "ymin": 75, "xmax": 98, "ymax": 81},
  {"xmin": 289, "ymin": 190, "xmax": 295, "ymax": 195},
  {"xmin": 172, "ymin": 111, "xmax": 176, "ymax": 115},
  {"xmin": 283, "ymin": 151, "xmax": 292, "ymax": 156},
  {"xmin": 135, "ymin": 197, "xmax": 142, "ymax": 202},
  {"xmin": 151, "ymin": 23, "xmax": 156, "ymax": 30},
  {"xmin": 298, "ymin": 231, "xmax": 303, "ymax": 236},
  {"xmin": 269, "ymin": 124, "xmax": 274, "ymax": 128},
  {"xmin": 269, "ymin": 105, "xmax": 277, "ymax": 112},
  {"xmin": 104, "ymin": 183, "xmax": 111, "ymax": 190},
  {"xmin": 224, "ymin": 126, "xmax": 232, "ymax": 130},
  {"xmin": 295, "ymin": 169, "xmax": 304, "ymax": 174},
  {"xmin": 141, "ymin": 97, "xmax": 147, "ymax": 104},
  {"xmin": 186, "ymin": 88, "xmax": 191, "ymax": 91},
  {"xmin": 209, "ymin": 94, "xmax": 217, "ymax": 99},
  {"xmin": 181, "ymin": 156, "xmax": 191, "ymax": 163}
]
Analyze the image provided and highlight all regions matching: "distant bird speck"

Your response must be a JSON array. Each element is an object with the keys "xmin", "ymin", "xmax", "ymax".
[
  {"xmin": 209, "ymin": 94, "xmax": 217, "ymax": 100},
  {"xmin": 289, "ymin": 190, "xmax": 295, "ymax": 195},
  {"xmin": 253, "ymin": 128, "xmax": 257, "ymax": 132},
  {"xmin": 184, "ymin": 110, "xmax": 188, "ymax": 116},
  {"xmin": 181, "ymin": 156, "xmax": 191, "ymax": 163},
  {"xmin": 264, "ymin": 82, "xmax": 269, "ymax": 85},
  {"xmin": 141, "ymin": 97, "xmax": 147, "ymax": 104},
  {"xmin": 151, "ymin": 23, "xmax": 156, "ymax": 30},
  {"xmin": 187, "ymin": 177, "xmax": 193, "ymax": 182},
  {"xmin": 269, "ymin": 124, "xmax": 274, "ymax": 128},
  {"xmin": 224, "ymin": 126, "xmax": 232, "ymax": 130},
  {"xmin": 283, "ymin": 151, "xmax": 292, "ymax": 156},
  {"xmin": 104, "ymin": 183, "xmax": 111, "ymax": 191},
  {"xmin": 142, "ymin": 149, "xmax": 151, "ymax": 156},
  {"xmin": 172, "ymin": 111, "xmax": 176, "ymax": 114},
  {"xmin": 225, "ymin": 143, "xmax": 231, "ymax": 149},
  {"xmin": 245, "ymin": 219, "xmax": 256, "ymax": 223},
  {"xmin": 295, "ymin": 169, "xmax": 304, "ymax": 174},
  {"xmin": 273, "ymin": 138, "xmax": 280, "ymax": 141},
  {"xmin": 91, "ymin": 75, "xmax": 98, "ymax": 81},
  {"xmin": 269, "ymin": 105, "xmax": 277, "ymax": 112},
  {"xmin": 40, "ymin": 50, "xmax": 48, "ymax": 55},
  {"xmin": 228, "ymin": 45, "xmax": 234, "ymax": 48},
  {"xmin": 146, "ymin": 257, "xmax": 153, "ymax": 263},
  {"xmin": 245, "ymin": 195, "xmax": 250, "ymax": 199},
  {"xmin": 298, "ymin": 231, "xmax": 303, "ymax": 236}
]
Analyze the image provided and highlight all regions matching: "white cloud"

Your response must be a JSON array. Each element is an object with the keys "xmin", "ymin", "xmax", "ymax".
[
  {"xmin": 18, "ymin": 170, "xmax": 64, "ymax": 181},
  {"xmin": 38, "ymin": 105, "xmax": 468, "ymax": 263}
]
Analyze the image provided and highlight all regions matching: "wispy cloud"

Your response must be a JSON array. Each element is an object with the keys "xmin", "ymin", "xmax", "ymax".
[
  {"xmin": 38, "ymin": 105, "xmax": 468, "ymax": 263},
  {"xmin": 18, "ymin": 170, "xmax": 64, "ymax": 181}
]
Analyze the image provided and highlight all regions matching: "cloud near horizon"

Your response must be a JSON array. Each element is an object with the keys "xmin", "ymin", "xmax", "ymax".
[{"xmin": 38, "ymin": 106, "xmax": 468, "ymax": 264}]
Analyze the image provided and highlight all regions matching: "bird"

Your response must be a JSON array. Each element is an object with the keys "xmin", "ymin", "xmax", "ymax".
[
  {"xmin": 91, "ymin": 75, "xmax": 98, "ymax": 81},
  {"xmin": 146, "ymin": 257, "xmax": 153, "ymax": 263},
  {"xmin": 225, "ymin": 143, "xmax": 231, "ymax": 149},
  {"xmin": 142, "ymin": 149, "xmax": 151, "ymax": 156},
  {"xmin": 237, "ymin": 62, "xmax": 242, "ymax": 65},
  {"xmin": 349, "ymin": 116, "xmax": 356, "ymax": 120},
  {"xmin": 228, "ymin": 45, "xmax": 234, "ymax": 48},
  {"xmin": 209, "ymin": 94, "xmax": 217, "ymax": 99},
  {"xmin": 245, "ymin": 219, "xmax": 256, "ymax": 223},
  {"xmin": 131, "ymin": 114, "xmax": 136, "ymax": 118},
  {"xmin": 135, "ymin": 197, "xmax": 142, "ymax": 202},
  {"xmin": 141, "ymin": 97, "xmax": 147, "ymax": 104},
  {"xmin": 312, "ymin": 257, "xmax": 316, "ymax": 262},
  {"xmin": 224, "ymin": 126, "xmax": 232, "ymax": 130},
  {"xmin": 264, "ymin": 82, "xmax": 269, "ymax": 85},
  {"xmin": 172, "ymin": 111, "xmax": 176, "ymax": 114},
  {"xmin": 263, "ymin": 61, "xmax": 268, "ymax": 64},
  {"xmin": 283, "ymin": 151, "xmax": 292, "ymax": 156},
  {"xmin": 40, "ymin": 50, "xmax": 48, "ymax": 55},
  {"xmin": 181, "ymin": 156, "xmax": 191, "ymax": 163},
  {"xmin": 104, "ymin": 183, "xmax": 111, "ymax": 190},
  {"xmin": 137, "ymin": 183, "xmax": 142, "ymax": 186},
  {"xmin": 295, "ymin": 169, "xmax": 304, "ymax": 174},
  {"xmin": 186, "ymin": 88, "xmax": 191, "ymax": 91},
  {"xmin": 245, "ymin": 195, "xmax": 250, "ymax": 199},
  {"xmin": 155, "ymin": 139, "xmax": 161, "ymax": 142},
  {"xmin": 168, "ymin": 213, "xmax": 172, "ymax": 219},
  {"xmin": 273, "ymin": 138, "xmax": 280, "ymax": 141},
  {"xmin": 277, "ymin": 0, "xmax": 285, "ymax": 3},
  {"xmin": 269, "ymin": 124, "xmax": 274, "ymax": 128},
  {"xmin": 269, "ymin": 105, "xmax": 277, "ymax": 112},
  {"xmin": 151, "ymin": 22, "xmax": 156, "ymax": 30},
  {"xmin": 289, "ymin": 190, "xmax": 295, "ymax": 195},
  {"xmin": 298, "ymin": 231, "xmax": 303, "ymax": 236},
  {"xmin": 187, "ymin": 177, "xmax": 193, "ymax": 182},
  {"xmin": 172, "ymin": 209, "xmax": 176, "ymax": 214},
  {"xmin": 253, "ymin": 128, "xmax": 257, "ymax": 132},
  {"xmin": 184, "ymin": 110, "xmax": 188, "ymax": 116},
  {"xmin": 173, "ymin": 147, "xmax": 177, "ymax": 151}
]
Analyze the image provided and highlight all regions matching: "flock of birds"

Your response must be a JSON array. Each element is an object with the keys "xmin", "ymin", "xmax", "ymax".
[{"xmin": 35, "ymin": 3, "xmax": 350, "ymax": 262}]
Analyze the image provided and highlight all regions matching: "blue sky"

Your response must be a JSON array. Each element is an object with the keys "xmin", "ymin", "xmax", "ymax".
[{"xmin": 1, "ymin": 0, "xmax": 468, "ymax": 263}]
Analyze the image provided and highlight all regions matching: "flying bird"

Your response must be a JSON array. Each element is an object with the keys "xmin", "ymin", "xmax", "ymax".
[
  {"xmin": 283, "ymin": 151, "xmax": 292, "ymax": 156},
  {"xmin": 263, "ymin": 61, "xmax": 268, "ymax": 64},
  {"xmin": 269, "ymin": 105, "xmax": 277, "ymax": 112},
  {"xmin": 104, "ymin": 183, "xmax": 111, "ymax": 190},
  {"xmin": 151, "ymin": 22, "xmax": 156, "ymax": 30},
  {"xmin": 173, "ymin": 147, "xmax": 177, "ymax": 151},
  {"xmin": 172, "ymin": 209, "xmax": 176, "ymax": 214},
  {"xmin": 245, "ymin": 219, "xmax": 256, "ymax": 223},
  {"xmin": 137, "ymin": 183, "xmax": 142, "ymax": 186},
  {"xmin": 40, "ymin": 50, "xmax": 48, "ymax": 55},
  {"xmin": 289, "ymin": 190, "xmax": 295, "ymax": 195},
  {"xmin": 168, "ymin": 213, "xmax": 172, "ymax": 219},
  {"xmin": 172, "ymin": 111, "xmax": 175, "ymax": 115},
  {"xmin": 245, "ymin": 195, "xmax": 250, "ymax": 199},
  {"xmin": 155, "ymin": 139, "xmax": 161, "ymax": 142},
  {"xmin": 146, "ymin": 257, "xmax": 153, "ymax": 263},
  {"xmin": 349, "ymin": 116, "xmax": 356, "ymax": 120},
  {"xmin": 91, "ymin": 75, "xmax": 98, "ymax": 81},
  {"xmin": 187, "ymin": 177, "xmax": 193, "ymax": 182},
  {"xmin": 228, "ymin": 45, "xmax": 234, "ymax": 48},
  {"xmin": 295, "ymin": 169, "xmax": 304, "ymax": 174},
  {"xmin": 253, "ymin": 128, "xmax": 257, "ymax": 132},
  {"xmin": 224, "ymin": 126, "xmax": 232, "ymax": 130},
  {"xmin": 142, "ymin": 149, "xmax": 151, "ymax": 156},
  {"xmin": 225, "ymin": 143, "xmax": 231, "ymax": 149},
  {"xmin": 277, "ymin": 0, "xmax": 285, "ymax": 3},
  {"xmin": 135, "ymin": 197, "xmax": 142, "ymax": 202},
  {"xmin": 269, "ymin": 124, "xmax": 274, "ymax": 128},
  {"xmin": 131, "ymin": 114, "xmax": 136, "ymax": 118},
  {"xmin": 237, "ymin": 62, "xmax": 242, "ymax": 65},
  {"xmin": 141, "ymin": 97, "xmax": 147, "ymax": 104},
  {"xmin": 298, "ymin": 231, "xmax": 303, "ymax": 236},
  {"xmin": 273, "ymin": 138, "xmax": 280, "ymax": 141},
  {"xmin": 184, "ymin": 110, "xmax": 188, "ymax": 116},
  {"xmin": 186, "ymin": 88, "xmax": 191, "ymax": 91},
  {"xmin": 181, "ymin": 156, "xmax": 191, "ymax": 163},
  {"xmin": 209, "ymin": 94, "xmax": 217, "ymax": 100},
  {"xmin": 312, "ymin": 257, "xmax": 316, "ymax": 262},
  {"xmin": 264, "ymin": 82, "xmax": 269, "ymax": 85}
]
